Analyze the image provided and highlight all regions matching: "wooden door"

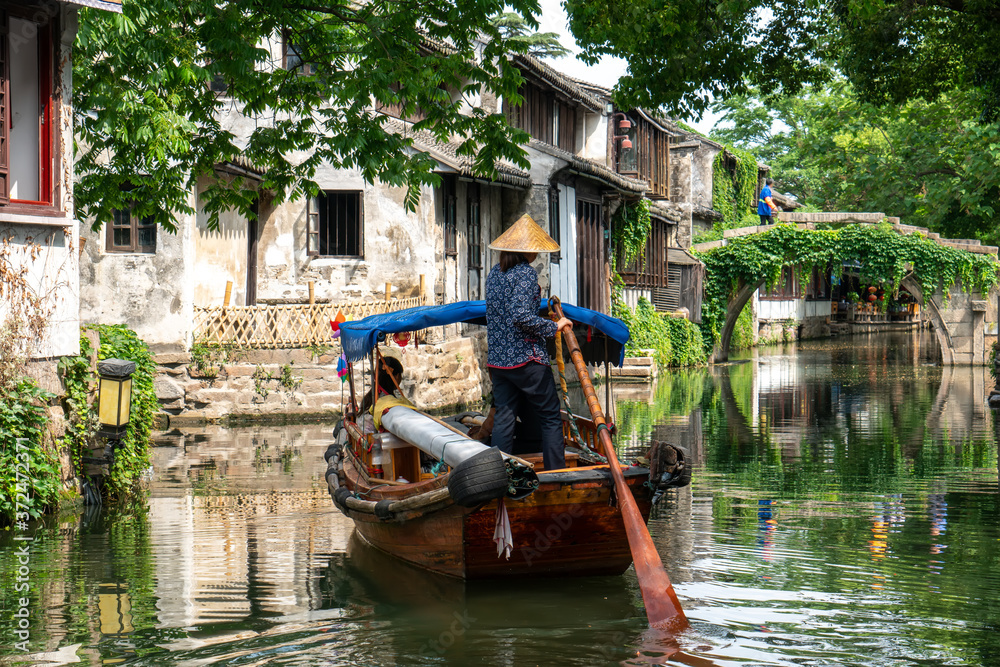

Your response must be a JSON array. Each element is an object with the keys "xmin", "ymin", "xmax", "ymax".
[{"xmin": 576, "ymin": 198, "xmax": 606, "ymax": 312}]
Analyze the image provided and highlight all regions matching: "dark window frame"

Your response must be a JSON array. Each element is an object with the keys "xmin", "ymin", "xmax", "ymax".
[
  {"xmin": 307, "ymin": 190, "xmax": 364, "ymax": 258},
  {"xmin": 616, "ymin": 115, "xmax": 669, "ymax": 199},
  {"xmin": 758, "ymin": 266, "xmax": 802, "ymax": 300},
  {"xmin": 106, "ymin": 205, "xmax": 157, "ymax": 254},
  {"xmin": 617, "ymin": 216, "xmax": 670, "ymax": 289},
  {"xmin": 503, "ymin": 77, "xmax": 578, "ymax": 152},
  {"xmin": 282, "ymin": 30, "xmax": 315, "ymax": 75},
  {"xmin": 549, "ymin": 186, "xmax": 561, "ymax": 262},
  {"xmin": 442, "ymin": 175, "xmax": 457, "ymax": 256},
  {"xmin": 467, "ymin": 182, "xmax": 482, "ymax": 270}
]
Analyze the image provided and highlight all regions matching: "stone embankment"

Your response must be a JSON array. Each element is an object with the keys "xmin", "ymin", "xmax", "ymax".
[
  {"xmin": 608, "ymin": 353, "xmax": 657, "ymax": 382},
  {"xmin": 153, "ymin": 331, "xmax": 490, "ymax": 425}
]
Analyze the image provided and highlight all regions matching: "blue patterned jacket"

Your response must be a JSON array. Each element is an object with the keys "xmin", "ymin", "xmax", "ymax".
[{"xmin": 485, "ymin": 262, "xmax": 558, "ymax": 368}]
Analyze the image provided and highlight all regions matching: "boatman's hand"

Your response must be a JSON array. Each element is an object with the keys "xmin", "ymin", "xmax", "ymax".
[{"xmin": 555, "ymin": 317, "xmax": 573, "ymax": 332}]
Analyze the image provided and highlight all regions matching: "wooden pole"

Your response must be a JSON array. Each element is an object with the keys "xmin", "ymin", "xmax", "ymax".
[
  {"xmin": 385, "ymin": 282, "xmax": 392, "ymax": 304},
  {"xmin": 308, "ymin": 281, "xmax": 315, "ymax": 305},
  {"xmin": 419, "ymin": 274, "xmax": 427, "ymax": 304},
  {"xmin": 223, "ymin": 280, "xmax": 233, "ymax": 308},
  {"xmin": 346, "ymin": 361, "xmax": 358, "ymax": 414},
  {"xmin": 551, "ymin": 299, "xmax": 688, "ymax": 632}
]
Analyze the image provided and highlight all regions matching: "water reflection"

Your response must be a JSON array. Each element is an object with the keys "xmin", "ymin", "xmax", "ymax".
[{"xmin": 3, "ymin": 332, "xmax": 1000, "ymax": 665}]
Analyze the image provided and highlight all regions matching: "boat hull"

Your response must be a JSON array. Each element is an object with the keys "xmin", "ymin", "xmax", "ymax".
[{"xmin": 339, "ymin": 457, "xmax": 652, "ymax": 579}]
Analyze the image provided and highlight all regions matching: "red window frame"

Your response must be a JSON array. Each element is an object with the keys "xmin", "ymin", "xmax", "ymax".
[{"xmin": 0, "ymin": 10, "xmax": 56, "ymax": 209}]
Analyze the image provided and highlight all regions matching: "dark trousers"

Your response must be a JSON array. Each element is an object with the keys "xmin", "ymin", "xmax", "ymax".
[
  {"xmin": 759, "ymin": 214, "xmax": 774, "ymax": 225},
  {"xmin": 490, "ymin": 362, "xmax": 565, "ymax": 471}
]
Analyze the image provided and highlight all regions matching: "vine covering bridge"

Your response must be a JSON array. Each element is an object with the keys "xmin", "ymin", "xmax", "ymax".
[{"xmin": 691, "ymin": 213, "xmax": 1000, "ymax": 365}]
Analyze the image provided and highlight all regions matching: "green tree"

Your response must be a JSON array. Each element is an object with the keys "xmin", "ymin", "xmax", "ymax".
[
  {"xmin": 564, "ymin": 0, "xmax": 1000, "ymax": 123},
  {"xmin": 74, "ymin": 0, "xmax": 539, "ymax": 232},
  {"xmin": 711, "ymin": 81, "xmax": 1000, "ymax": 244},
  {"xmin": 491, "ymin": 12, "xmax": 571, "ymax": 59}
]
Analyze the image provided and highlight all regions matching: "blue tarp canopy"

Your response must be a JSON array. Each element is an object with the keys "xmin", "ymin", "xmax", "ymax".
[{"xmin": 340, "ymin": 299, "xmax": 630, "ymax": 366}]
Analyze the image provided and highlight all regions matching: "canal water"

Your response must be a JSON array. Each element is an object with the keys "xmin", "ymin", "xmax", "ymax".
[{"xmin": 3, "ymin": 331, "xmax": 1000, "ymax": 665}]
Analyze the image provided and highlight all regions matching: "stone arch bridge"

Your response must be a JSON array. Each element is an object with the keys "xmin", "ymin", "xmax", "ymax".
[{"xmin": 691, "ymin": 213, "xmax": 1000, "ymax": 365}]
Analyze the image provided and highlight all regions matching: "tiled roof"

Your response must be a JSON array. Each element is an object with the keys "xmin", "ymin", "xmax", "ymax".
[
  {"xmin": 63, "ymin": 0, "xmax": 122, "ymax": 12},
  {"xmin": 693, "ymin": 204, "xmax": 723, "ymax": 220},
  {"xmin": 512, "ymin": 54, "xmax": 605, "ymax": 112},
  {"xmin": 384, "ymin": 118, "xmax": 532, "ymax": 189},
  {"xmin": 528, "ymin": 140, "xmax": 647, "ymax": 194},
  {"xmin": 667, "ymin": 247, "xmax": 703, "ymax": 266},
  {"xmin": 649, "ymin": 200, "xmax": 683, "ymax": 223}
]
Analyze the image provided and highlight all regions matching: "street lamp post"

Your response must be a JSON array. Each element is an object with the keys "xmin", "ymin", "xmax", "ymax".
[{"xmin": 83, "ymin": 359, "xmax": 136, "ymax": 505}]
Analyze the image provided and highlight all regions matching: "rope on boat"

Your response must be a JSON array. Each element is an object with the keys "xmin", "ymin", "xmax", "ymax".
[{"xmin": 554, "ymin": 329, "xmax": 584, "ymax": 447}]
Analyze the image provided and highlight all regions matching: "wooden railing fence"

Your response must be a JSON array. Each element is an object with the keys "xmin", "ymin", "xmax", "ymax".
[{"xmin": 193, "ymin": 296, "xmax": 426, "ymax": 349}]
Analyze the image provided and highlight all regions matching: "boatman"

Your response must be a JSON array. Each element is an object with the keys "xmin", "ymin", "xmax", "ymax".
[{"xmin": 485, "ymin": 214, "xmax": 572, "ymax": 471}]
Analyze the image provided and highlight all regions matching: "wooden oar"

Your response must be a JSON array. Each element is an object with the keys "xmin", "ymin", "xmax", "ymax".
[{"xmin": 551, "ymin": 299, "xmax": 689, "ymax": 632}]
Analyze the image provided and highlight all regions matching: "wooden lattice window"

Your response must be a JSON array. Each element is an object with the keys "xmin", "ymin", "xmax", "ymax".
[
  {"xmin": 504, "ymin": 80, "xmax": 561, "ymax": 146},
  {"xmin": 618, "ymin": 116, "xmax": 669, "ymax": 198},
  {"xmin": 106, "ymin": 207, "xmax": 157, "ymax": 254},
  {"xmin": 307, "ymin": 191, "xmax": 363, "ymax": 257},
  {"xmin": 618, "ymin": 217, "xmax": 670, "ymax": 289}
]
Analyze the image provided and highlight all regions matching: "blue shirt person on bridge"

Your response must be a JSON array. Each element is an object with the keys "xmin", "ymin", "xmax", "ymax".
[{"xmin": 758, "ymin": 178, "xmax": 778, "ymax": 225}]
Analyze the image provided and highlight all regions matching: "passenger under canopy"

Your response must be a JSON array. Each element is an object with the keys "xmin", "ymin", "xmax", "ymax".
[{"xmin": 340, "ymin": 299, "xmax": 630, "ymax": 366}]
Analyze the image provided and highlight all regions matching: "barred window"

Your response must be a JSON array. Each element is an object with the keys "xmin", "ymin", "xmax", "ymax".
[{"xmin": 307, "ymin": 191, "xmax": 363, "ymax": 257}]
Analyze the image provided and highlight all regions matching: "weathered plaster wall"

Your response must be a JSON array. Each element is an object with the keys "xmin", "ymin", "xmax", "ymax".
[
  {"xmin": 253, "ymin": 168, "xmax": 441, "ymax": 307},
  {"xmin": 690, "ymin": 143, "xmax": 719, "ymax": 211},
  {"xmin": 79, "ymin": 192, "xmax": 196, "ymax": 353},
  {"xmin": 0, "ymin": 5, "xmax": 81, "ymax": 360},
  {"xmin": 0, "ymin": 222, "xmax": 79, "ymax": 358},
  {"xmin": 193, "ymin": 176, "xmax": 252, "ymax": 307}
]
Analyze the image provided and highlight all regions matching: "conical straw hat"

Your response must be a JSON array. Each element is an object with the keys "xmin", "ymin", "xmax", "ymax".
[{"xmin": 488, "ymin": 214, "xmax": 561, "ymax": 253}]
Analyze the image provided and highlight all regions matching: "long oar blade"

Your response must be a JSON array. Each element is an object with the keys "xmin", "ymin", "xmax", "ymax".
[{"xmin": 553, "ymin": 300, "xmax": 688, "ymax": 631}]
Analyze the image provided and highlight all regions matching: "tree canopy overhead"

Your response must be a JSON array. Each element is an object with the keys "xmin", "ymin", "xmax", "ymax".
[
  {"xmin": 712, "ymin": 81, "xmax": 1000, "ymax": 245},
  {"xmin": 74, "ymin": 0, "xmax": 540, "ymax": 232},
  {"xmin": 564, "ymin": 0, "xmax": 1000, "ymax": 123}
]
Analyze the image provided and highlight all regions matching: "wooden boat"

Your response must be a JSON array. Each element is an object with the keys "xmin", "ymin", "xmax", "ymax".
[{"xmin": 324, "ymin": 299, "xmax": 689, "ymax": 580}]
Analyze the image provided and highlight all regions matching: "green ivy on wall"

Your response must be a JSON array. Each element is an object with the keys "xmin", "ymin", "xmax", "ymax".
[
  {"xmin": 711, "ymin": 146, "xmax": 759, "ymax": 234},
  {"xmin": 611, "ymin": 199, "xmax": 652, "ymax": 269},
  {"xmin": 695, "ymin": 223, "xmax": 1000, "ymax": 346},
  {"xmin": 731, "ymin": 307, "xmax": 756, "ymax": 350},
  {"xmin": 0, "ymin": 379, "xmax": 62, "ymax": 524},
  {"xmin": 612, "ymin": 297, "xmax": 708, "ymax": 368}
]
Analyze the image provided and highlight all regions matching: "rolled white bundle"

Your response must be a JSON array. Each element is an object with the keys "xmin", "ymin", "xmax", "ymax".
[{"xmin": 380, "ymin": 406, "xmax": 489, "ymax": 467}]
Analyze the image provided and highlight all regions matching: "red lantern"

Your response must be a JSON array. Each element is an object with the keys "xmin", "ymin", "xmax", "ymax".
[
  {"xmin": 868, "ymin": 286, "xmax": 877, "ymax": 293},
  {"xmin": 868, "ymin": 294, "xmax": 877, "ymax": 302}
]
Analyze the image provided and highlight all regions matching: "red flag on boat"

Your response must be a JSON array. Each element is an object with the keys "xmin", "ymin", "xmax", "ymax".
[{"xmin": 330, "ymin": 310, "xmax": 346, "ymax": 338}]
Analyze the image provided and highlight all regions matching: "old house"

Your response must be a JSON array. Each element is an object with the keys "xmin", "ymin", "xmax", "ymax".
[
  {"xmin": 563, "ymin": 79, "xmax": 725, "ymax": 322},
  {"xmin": 0, "ymin": 0, "xmax": 121, "ymax": 386},
  {"xmin": 501, "ymin": 55, "xmax": 647, "ymax": 313}
]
